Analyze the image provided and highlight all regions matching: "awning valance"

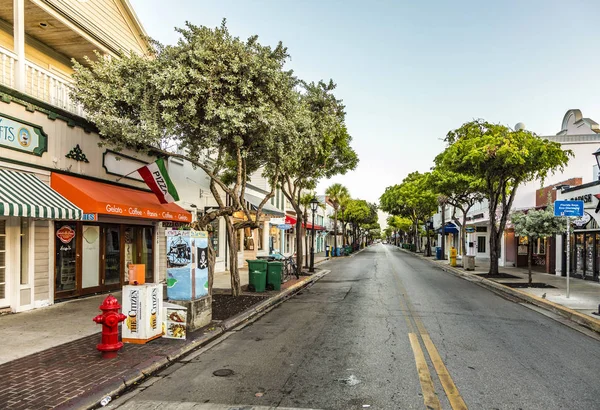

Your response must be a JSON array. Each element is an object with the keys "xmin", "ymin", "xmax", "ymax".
[
  {"xmin": 437, "ymin": 222, "xmax": 459, "ymax": 235},
  {"xmin": 245, "ymin": 193, "xmax": 285, "ymax": 217},
  {"xmin": 285, "ymin": 215, "xmax": 325, "ymax": 231},
  {"xmin": 0, "ymin": 168, "xmax": 82, "ymax": 220},
  {"xmin": 51, "ymin": 173, "xmax": 192, "ymax": 223}
]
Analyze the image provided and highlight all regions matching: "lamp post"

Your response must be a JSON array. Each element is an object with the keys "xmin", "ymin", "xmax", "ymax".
[{"xmin": 309, "ymin": 197, "xmax": 319, "ymax": 272}]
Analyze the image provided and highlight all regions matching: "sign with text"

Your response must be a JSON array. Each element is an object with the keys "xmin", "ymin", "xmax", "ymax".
[
  {"xmin": 0, "ymin": 114, "xmax": 47, "ymax": 156},
  {"xmin": 554, "ymin": 200, "xmax": 584, "ymax": 217}
]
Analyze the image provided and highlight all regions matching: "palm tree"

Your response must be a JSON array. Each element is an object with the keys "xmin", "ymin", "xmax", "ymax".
[{"xmin": 325, "ymin": 183, "xmax": 349, "ymax": 255}]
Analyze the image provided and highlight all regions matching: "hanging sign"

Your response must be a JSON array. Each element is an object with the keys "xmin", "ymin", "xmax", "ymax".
[
  {"xmin": 277, "ymin": 224, "xmax": 292, "ymax": 230},
  {"xmin": 0, "ymin": 114, "xmax": 47, "ymax": 156}
]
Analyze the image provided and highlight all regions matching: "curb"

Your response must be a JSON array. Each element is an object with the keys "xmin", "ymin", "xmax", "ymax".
[
  {"xmin": 397, "ymin": 247, "xmax": 600, "ymax": 334},
  {"xmin": 64, "ymin": 269, "xmax": 331, "ymax": 410}
]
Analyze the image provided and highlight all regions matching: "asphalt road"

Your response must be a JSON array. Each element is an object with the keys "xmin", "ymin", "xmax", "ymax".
[{"xmin": 112, "ymin": 244, "xmax": 600, "ymax": 410}]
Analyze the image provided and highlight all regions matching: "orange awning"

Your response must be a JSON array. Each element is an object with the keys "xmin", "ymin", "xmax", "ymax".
[{"xmin": 51, "ymin": 173, "xmax": 192, "ymax": 223}]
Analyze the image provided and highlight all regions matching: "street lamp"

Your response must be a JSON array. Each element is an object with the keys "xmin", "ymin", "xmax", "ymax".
[{"xmin": 309, "ymin": 197, "xmax": 319, "ymax": 272}]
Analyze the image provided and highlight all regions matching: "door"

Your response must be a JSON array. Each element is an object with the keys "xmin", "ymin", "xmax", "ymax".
[
  {"xmin": 477, "ymin": 236, "xmax": 487, "ymax": 256},
  {"xmin": 103, "ymin": 226, "xmax": 121, "ymax": 286},
  {"xmin": 124, "ymin": 226, "xmax": 154, "ymax": 284},
  {"xmin": 81, "ymin": 225, "xmax": 101, "ymax": 289},
  {"xmin": 0, "ymin": 219, "xmax": 7, "ymax": 307}
]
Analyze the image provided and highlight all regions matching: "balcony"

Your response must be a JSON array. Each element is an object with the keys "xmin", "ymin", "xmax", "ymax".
[{"xmin": 0, "ymin": 45, "xmax": 85, "ymax": 117}]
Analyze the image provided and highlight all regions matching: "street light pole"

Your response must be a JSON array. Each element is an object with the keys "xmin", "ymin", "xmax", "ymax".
[{"xmin": 309, "ymin": 197, "xmax": 319, "ymax": 273}]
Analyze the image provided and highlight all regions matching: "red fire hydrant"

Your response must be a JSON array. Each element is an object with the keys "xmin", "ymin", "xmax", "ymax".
[{"xmin": 93, "ymin": 295, "xmax": 127, "ymax": 359}]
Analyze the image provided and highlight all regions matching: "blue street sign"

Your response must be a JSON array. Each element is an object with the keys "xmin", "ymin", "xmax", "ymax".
[
  {"xmin": 554, "ymin": 200, "xmax": 584, "ymax": 217},
  {"xmin": 277, "ymin": 224, "xmax": 292, "ymax": 230}
]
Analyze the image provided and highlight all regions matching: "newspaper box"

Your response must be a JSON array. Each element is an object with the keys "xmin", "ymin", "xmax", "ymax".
[
  {"xmin": 122, "ymin": 283, "xmax": 163, "ymax": 344},
  {"xmin": 162, "ymin": 302, "xmax": 187, "ymax": 340}
]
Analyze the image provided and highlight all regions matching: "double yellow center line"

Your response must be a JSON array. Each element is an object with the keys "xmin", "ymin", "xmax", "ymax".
[{"xmin": 387, "ymin": 249, "xmax": 468, "ymax": 410}]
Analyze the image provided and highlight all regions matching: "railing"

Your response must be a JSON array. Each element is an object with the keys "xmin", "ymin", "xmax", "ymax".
[{"xmin": 0, "ymin": 46, "xmax": 85, "ymax": 118}]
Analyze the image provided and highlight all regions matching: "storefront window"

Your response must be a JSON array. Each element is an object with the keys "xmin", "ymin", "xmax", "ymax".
[
  {"xmin": 585, "ymin": 234, "xmax": 594, "ymax": 276},
  {"xmin": 575, "ymin": 233, "xmax": 584, "ymax": 275},
  {"xmin": 142, "ymin": 227, "xmax": 154, "ymax": 283},
  {"xmin": 55, "ymin": 224, "xmax": 77, "ymax": 292},
  {"xmin": 20, "ymin": 219, "xmax": 30, "ymax": 285}
]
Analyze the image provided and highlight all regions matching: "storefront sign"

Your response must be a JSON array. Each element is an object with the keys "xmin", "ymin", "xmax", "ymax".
[
  {"xmin": 569, "ymin": 193, "xmax": 593, "ymax": 203},
  {"xmin": 0, "ymin": 114, "xmax": 47, "ymax": 156},
  {"xmin": 277, "ymin": 224, "xmax": 292, "ymax": 230},
  {"xmin": 82, "ymin": 213, "xmax": 97, "ymax": 221},
  {"xmin": 572, "ymin": 212, "xmax": 592, "ymax": 228},
  {"xmin": 56, "ymin": 225, "xmax": 75, "ymax": 244}
]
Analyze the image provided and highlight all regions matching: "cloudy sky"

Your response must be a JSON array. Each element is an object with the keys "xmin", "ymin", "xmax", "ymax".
[{"xmin": 130, "ymin": 0, "xmax": 600, "ymax": 227}]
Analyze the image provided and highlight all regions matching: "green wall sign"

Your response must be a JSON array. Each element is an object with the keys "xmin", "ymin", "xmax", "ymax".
[{"xmin": 0, "ymin": 113, "xmax": 47, "ymax": 156}]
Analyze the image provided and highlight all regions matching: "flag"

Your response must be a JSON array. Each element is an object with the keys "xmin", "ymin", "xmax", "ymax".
[{"xmin": 137, "ymin": 158, "xmax": 180, "ymax": 204}]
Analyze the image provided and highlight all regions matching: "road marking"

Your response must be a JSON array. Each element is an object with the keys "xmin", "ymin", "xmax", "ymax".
[
  {"xmin": 421, "ymin": 333, "xmax": 468, "ymax": 410},
  {"xmin": 409, "ymin": 333, "xmax": 442, "ymax": 410},
  {"xmin": 385, "ymin": 245, "xmax": 469, "ymax": 409}
]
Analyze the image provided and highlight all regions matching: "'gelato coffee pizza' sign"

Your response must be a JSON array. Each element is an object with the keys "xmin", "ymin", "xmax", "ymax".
[{"xmin": 0, "ymin": 114, "xmax": 47, "ymax": 156}]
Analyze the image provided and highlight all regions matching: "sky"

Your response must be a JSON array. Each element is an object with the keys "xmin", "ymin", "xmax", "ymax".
[{"xmin": 129, "ymin": 0, "xmax": 600, "ymax": 228}]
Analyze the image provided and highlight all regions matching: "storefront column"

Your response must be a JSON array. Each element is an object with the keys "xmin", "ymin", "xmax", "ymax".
[{"xmin": 555, "ymin": 234, "xmax": 563, "ymax": 276}]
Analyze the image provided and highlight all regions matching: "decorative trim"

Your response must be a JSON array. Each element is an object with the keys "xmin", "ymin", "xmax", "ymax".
[
  {"xmin": 65, "ymin": 144, "xmax": 89, "ymax": 163},
  {"xmin": 102, "ymin": 149, "xmax": 148, "ymax": 181}
]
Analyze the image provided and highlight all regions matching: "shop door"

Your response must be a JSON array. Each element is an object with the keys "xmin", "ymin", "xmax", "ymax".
[
  {"xmin": 477, "ymin": 236, "xmax": 487, "ymax": 256},
  {"xmin": 81, "ymin": 225, "xmax": 101, "ymax": 289},
  {"xmin": 0, "ymin": 220, "xmax": 7, "ymax": 307},
  {"xmin": 124, "ymin": 226, "xmax": 154, "ymax": 284},
  {"xmin": 103, "ymin": 226, "xmax": 121, "ymax": 286}
]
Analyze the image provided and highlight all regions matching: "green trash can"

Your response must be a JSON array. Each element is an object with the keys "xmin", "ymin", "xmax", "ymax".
[
  {"xmin": 246, "ymin": 260, "xmax": 267, "ymax": 292},
  {"xmin": 267, "ymin": 261, "xmax": 283, "ymax": 291}
]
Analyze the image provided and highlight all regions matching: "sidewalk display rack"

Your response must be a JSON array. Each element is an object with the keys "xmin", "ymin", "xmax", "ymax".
[{"xmin": 122, "ymin": 283, "xmax": 163, "ymax": 344}]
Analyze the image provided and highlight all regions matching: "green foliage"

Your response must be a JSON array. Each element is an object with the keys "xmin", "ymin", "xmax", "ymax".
[
  {"xmin": 386, "ymin": 215, "xmax": 412, "ymax": 233},
  {"xmin": 511, "ymin": 203, "xmax": 565, "ymax": 239},
  {"xmin": 344, "ymin": 199, "xmax": 377, "ymax": 227},
  {"xmin": 379, "ymin": 172, "xmax": 438, "ymax": 223},
  {"xmin": 325, "ymin": 183, "xmax": 350, "ymax": 211}
]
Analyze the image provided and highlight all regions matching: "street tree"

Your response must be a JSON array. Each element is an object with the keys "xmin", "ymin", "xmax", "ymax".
[
  {"xmin": 428, "ymin": 168, "xmax": 484, "ymax": 256},
  {"xmin": 265, "ymin": 80, "xmax": 358, "ymax": 273},
  {"xmin": 344, "ymin": 199, "xmax": 377, "ymax": 249},
  {"xmin": 511, "ymin": 200, "xmax": 565, "ymax": 284},
  {"xmin": 380, "ymin": 172, "xmax": 438, "ymax": 251},
  {"xmin": 71, "ymin": 21, "xmax": 296, "ymax": 296},
  {"xmin": 436, "ymin": 119, "xmax": 572, "ymax": 275},
  {"xmin": 325, "ymin": 183, "xmax": 350, "ymax": 256}
]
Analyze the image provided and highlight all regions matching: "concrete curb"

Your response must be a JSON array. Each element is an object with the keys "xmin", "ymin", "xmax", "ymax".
[
  {"xmin": 68, "ymin": 269, "xmax": 331, "ymax": 410},
  {"xmin": 397, "ymin": 247, "xmax": 600, "ymax": 334}
]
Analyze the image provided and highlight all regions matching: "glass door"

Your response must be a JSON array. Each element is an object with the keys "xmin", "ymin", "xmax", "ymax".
[
  {"xmin": 585, "ymin": 234, "xmax": 595, "ymax": 280},
  {"xmin": 141, "ymin": 227, "xmax": 154, "ymax": 283},
  {"xmin": 81, "ymin": 225, "xmax": 100, "ymax": 289},
  {"xmin": 124, "ymin": 226, "xmax": 154, "ymax": 284},
  {"xmin": 55, "ymin": 223, "xmax": 77, "ymax": 295},
  {"xmin": 103, "ymin": 226, "xmax": 121, "ymax": 286},
  {"xmin": 0, "ymin": 220, "xmax": 7, "ymax": 307}
]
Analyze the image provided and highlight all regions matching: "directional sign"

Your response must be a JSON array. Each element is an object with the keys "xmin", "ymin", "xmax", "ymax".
[{"xmin": 554, "ymin": 200, "xmax": 584, "ymax": 217}]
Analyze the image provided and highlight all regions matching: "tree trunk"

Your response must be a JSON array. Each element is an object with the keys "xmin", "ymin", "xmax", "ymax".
[
  {"xmin": 333, "ymin": 209, "xmax": 338, "ymax": 256},
  {"xmin": 489, "ymin": 223, "xmax": 500, "ymax": 276},
  {"xmin": 528, "ymin": 238, "xmax": 533, "ymax": 284},
  {"xmin": 224, "ymin": 216, "xmax": 241, "ymax": 296},
  {"xmin": 304, "ymin": 215, "xmax": 309, "ymax": 268},
  {"xmin": 207, "ymin": 233, "xmax": 215, "ymax": 296},
  {"xmin": 461, "ymin": 213, "xmax": 468, "ymax": 257}
]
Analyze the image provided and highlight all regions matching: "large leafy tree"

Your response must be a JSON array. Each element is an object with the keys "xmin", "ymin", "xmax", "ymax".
[
  {"xmin": 264, "ymin": 81, "xmax": 358, "ymax": 273},
  {"xmin": 511, "ymin": 200, "xmax": 565, "ymax": 284},
  {"xmin": 71, "ymin": 21, "xmax": 296, "ymax": 295},
  {"xmin": 344, "ymin": 199, "xmax": 377, "ymax": 249},
  {"xmin": 428, "ymin": 168, "xmax": 484, "ymax": 256},
  {"xmin": 380, "ymin": 172, "xmax": 438, "ymax": 251},
  {"xmin": 437, "ymin": 120, "xmax": 572, "ymax": 275},
  {"xmin": 325, "ymin": 183, "xmax": 350, "ymax": 256}
]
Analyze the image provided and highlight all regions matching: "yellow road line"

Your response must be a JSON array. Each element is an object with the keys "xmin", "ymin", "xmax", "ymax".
[
  {"xmin": 421, "ymin": 334, "xmax": 468, "ymax": 410},
  {"xmin": 409, "ymin": 333, "xmax": 442, "ymax": 410}
]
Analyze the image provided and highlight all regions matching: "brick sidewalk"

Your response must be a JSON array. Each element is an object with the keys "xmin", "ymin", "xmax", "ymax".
[{"xmin": 0, "ymin": 324, "xmax": 216, "ymax": 410}]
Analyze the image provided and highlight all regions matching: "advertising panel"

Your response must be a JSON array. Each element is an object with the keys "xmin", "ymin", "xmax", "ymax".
[
  {"xmin": 165, "ymin": 230, "xmax": 209, "ymax": 300},
  {"xmin": 122, "ymin": 283, "xmax": 163, "ymax": 344}
]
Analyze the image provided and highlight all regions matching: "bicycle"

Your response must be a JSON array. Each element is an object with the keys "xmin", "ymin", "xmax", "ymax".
[{"xmin": 282, "ymin": 254, "xmax": 299, "ymax": 282}]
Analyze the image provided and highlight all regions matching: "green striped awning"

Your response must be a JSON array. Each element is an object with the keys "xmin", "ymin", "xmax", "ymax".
[{"xmin": 0, "ymin": 168, "xmax": 82, "ymax": 220}]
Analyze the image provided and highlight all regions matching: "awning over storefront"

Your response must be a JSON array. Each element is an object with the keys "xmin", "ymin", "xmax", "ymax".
[
  {"xmin": 437, "ymin": 222, "xmax": 459, "ymax": 235},
  {"xmin": 285, "ymin": 215, "xmax": 325, "ymax": 231},
  {"xmin": 0, "ymin": 168, "xmax": 82, "ymax": 219},
  {"xmin": 51, "ymin": 173, "xmax": 192, "ymax": 223},
  {"xmin": 244, "ymin": 193, "xmax": 285, "ymax": 217}
]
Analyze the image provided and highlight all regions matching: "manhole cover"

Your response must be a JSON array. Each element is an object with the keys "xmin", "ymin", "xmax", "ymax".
[{"xmin": 213, "ymin": 369, "xmax": 234, "ymax": 377}]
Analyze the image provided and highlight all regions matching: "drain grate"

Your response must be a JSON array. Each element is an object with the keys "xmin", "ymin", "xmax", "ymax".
[{"xmin": 213, "ymin": 369, "xmax": 234, "ymax": 377}]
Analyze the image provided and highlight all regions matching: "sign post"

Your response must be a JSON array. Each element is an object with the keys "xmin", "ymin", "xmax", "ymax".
[{"xmin": 554, "ymin": 200, "xmax": 584, "ymax": 298}]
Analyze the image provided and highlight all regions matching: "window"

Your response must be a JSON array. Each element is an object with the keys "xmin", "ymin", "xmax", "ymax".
[
  {"xmin": 535, "ymin": 237, "xmax": 546, "ymax": 255},
  {"xmin": 20, "ymin": 219, "xmax": 30, "ymax": 285},
  {"xmin": 476, "ymin": 226, "xmax": 487, "ymax": 232},
  {"xmin": 477, "ymin": 236, "xmax": 486, "ymax": 253},
  {"xmin": 257, "ymin": 226, "xmax": 264, "ymax": 250}
]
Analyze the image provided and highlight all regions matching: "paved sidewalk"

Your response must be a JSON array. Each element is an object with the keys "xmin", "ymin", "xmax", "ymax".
[
  {"xmin": 0, "ymin": 270, "xmax": 330, "ymax": 410},
  {"xmin": 400, "ymin": 248, "xmax": 600, "ymax": 333}
]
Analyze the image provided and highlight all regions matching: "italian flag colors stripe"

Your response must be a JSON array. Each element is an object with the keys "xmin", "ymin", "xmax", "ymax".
[{"xmin": 137, "ymin": 158, "xmax": 180, "ymax": 204}]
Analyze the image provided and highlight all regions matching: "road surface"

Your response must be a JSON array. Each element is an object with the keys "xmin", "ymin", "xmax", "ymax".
[{"xmin": 111, "ymin": 244, "xmax": 600, "ymax": 409}]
